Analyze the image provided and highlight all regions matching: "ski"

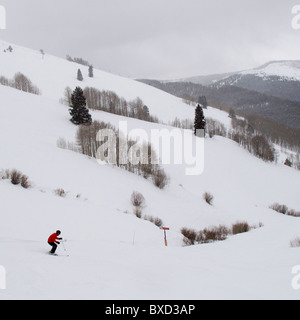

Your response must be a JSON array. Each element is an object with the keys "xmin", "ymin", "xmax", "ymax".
[{"xmin": 47, "ymin": 253, "xmax": 69, "ymax": 257}]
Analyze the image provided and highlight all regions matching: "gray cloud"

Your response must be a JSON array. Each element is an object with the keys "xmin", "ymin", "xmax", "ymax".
[{"xmin": 0, "ymin": 0, "xmax": 299, "ymax": 79}]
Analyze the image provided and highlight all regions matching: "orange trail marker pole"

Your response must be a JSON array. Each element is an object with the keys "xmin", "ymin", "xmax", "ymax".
[{"xmin": 162, "ymin": 227, "xmax": 170, "ymax": 246}]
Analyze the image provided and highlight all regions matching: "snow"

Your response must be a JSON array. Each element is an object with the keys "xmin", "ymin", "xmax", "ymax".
[
  {"xmin": 0, "ymin": 40, "xmax": 300, "ymax": 300},
  {"xmin": 240, "ymin": 60, "xmax": 300, "ymax": 81},
  {"xmin": 0, "ymin": 40, "xmax": 196, "ymax": 124}
]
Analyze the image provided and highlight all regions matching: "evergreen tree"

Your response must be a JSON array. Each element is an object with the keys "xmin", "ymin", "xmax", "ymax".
[
  {"xmin": 77, "ymin": 69, "xmax": 83, "ymax": 81},
  {"xmin": 194, "ymin": 104, "xmax": 206, "ymax": 136},
  {"xmin": 69, "ymin": 87, "xmax": 92, "ymax": 125},
  {"xmin": 88, "ymin": 65, "xmax": 94, "ymax": 78}
]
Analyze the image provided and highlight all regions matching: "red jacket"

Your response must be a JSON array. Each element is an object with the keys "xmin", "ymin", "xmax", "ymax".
[{"xmin": 48, "ymin": 233, "xmax": 61, "ymax": 244}]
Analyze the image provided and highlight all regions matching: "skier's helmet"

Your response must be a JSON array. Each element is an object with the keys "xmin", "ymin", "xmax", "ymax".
[{"xmin": 56, "ymin": 230, "xmax": 61, "ymax": 235}]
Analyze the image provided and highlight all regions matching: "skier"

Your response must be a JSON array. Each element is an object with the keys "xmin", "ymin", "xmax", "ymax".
[{"xmin": 48, "ymin": 230, "xmax": 63, "ymax": 255}]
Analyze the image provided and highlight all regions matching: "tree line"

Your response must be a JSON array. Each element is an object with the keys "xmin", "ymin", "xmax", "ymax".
[
  {"xmin": 62, "ymin": 86, "xmax": 159, "ymax": 123},
  {"xmin": 75, "ymin": 120, "xmax": 169, "ymax": 189},
  {"xmin": 138, "ymin": 79, "xmax": 300, "ymax": 131},
  {"xmin": 65, "ymin": 87, "xmax": 169, "ymax": 189},
  {"xmin": 0, "ymin": 72, "xmax": 41, "ymax": 95}
]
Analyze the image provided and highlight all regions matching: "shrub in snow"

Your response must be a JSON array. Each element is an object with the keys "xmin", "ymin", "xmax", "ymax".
[
  {"xmin": 269, "ymin": 203, "xmax": 300, "ymax": 217},
  {"xmin": 290, "ymin": 237, "xmax": 300, "ymax": 248},
  {"xmin": 131, "ymin": 191, "xmax": 146, "ymax": 209},
  {"xmin": 1, "ymin": 169, "xmax": 31, "ymax": 189},
  {"xmin": 197, "ymin": 225, "xmax": 231, "ymax": 243},
  {"xmin": 144, "ymin": 215, "xmax": 164, "ymax": 228},
  {"xmin": 54, "ymin": 188, "xmax": 67, "ymax": 198},
  {"xmin": 0, "ymin": 169, "xmax": 11, "ymax": 180},
  {"xmin": 287, "ymin": 210, "xmax": 300, "ymax": 217},
  {"xmin": 181, "ymin": 228, "xmax": 197, "ymax": 246},
  {"xmin": 10, "ymin": 170, "xmax": 22, "ymax": 185},
  {"xmin": 232, "ymin": 222, "xmax": 250, "ymax": 235},
  {"xmin": 134, "ymin": 207, "xmax": 142, "ymax": 219},
  {"xmin": 154, "ymin": 217, "xmax": 164, "ymax": 228},
  {"xmin": 203, "ymin": 192, "xmax": 214, "ymax": 205},
  {"xmin": 6, "ymin": 45, "xmax": 13, "ymax": 53},
  {"xmin": 284, "ymin": 158, "xmax": 292, "ymax": 167},
  {"xmin": 269, "ymin": 203, "xmax": 288, "ymax": 215},
  {"xmin": 21, "ymin": 175, "xmax": 31, "ymax": 189},
  {"xmin": 152, "ymin": 169, "xmax": 169, "ymax": 190},
  {"xmin": 131, "ymin": 191, "xmax": 146, "ymax": 218},
  {"xmin": 182, "ymin": 221, "xmax": 262, "ymax": 246}
]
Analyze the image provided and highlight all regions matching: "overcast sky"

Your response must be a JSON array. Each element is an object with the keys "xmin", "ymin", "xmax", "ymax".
[{"xmin": 0, "ymin": 0, "xmax": 299, "ymax": 79}]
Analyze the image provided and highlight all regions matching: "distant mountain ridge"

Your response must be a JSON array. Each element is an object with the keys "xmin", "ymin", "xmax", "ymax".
[
  {"xmin": 168, "ymin": 60, "xmax": 300, "ymax": 103},
  {"xmin": 171, "ymin": 60, "xmax": 300, "ymax": 84},
  {"xmin": 167, "ymin": 71, "xmax": 239, "ymax": 86},
  {"xmin": 138, "ymin": 60, "xmax": 300, "ymax": 129}
]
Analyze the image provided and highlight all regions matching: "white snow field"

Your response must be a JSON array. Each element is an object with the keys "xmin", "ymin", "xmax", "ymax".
[
  {"xmin": 241, "ymin": 60, "xmax": 300, "ymax": 81},
  {"xmin": 0, "ymin": 40, "xmax": 300, "ymax": 300}
]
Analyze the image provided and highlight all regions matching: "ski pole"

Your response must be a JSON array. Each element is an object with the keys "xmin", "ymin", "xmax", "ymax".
[
  {"xmin": 62, "ymin": 241, "xmax": 67, "ymax": 251},
  {"xmin": 61, "ymin": 240, "xmax": 69, "ymax": 256}
]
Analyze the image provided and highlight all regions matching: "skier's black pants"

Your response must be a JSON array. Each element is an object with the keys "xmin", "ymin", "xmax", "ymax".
[{"xmin": 48, "ymin": 242, "xmax": 58, "ymax": 254}]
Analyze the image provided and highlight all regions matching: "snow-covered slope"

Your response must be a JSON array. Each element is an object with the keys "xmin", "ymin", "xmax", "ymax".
[
  {"xmin": 242, "ymin": 60, "xmax": 300, "ymax": 81},
  {"xmin": 173, "ymin": 60, "xmax": 300, "ymax": 85},
  {"xmin": 0, "ymin": 40, "xmax": 300, "ymax": 300},
  {"xmin": 0, "ymin": 40, "xmax": 197, "ymax": 124},
  {"xmin": 213, "ymin": 60, "xmax": 300, "ymax": 89},
  {"xmin": 212, "ymin": 60, "xmax": 300, "ymax": 104}
]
